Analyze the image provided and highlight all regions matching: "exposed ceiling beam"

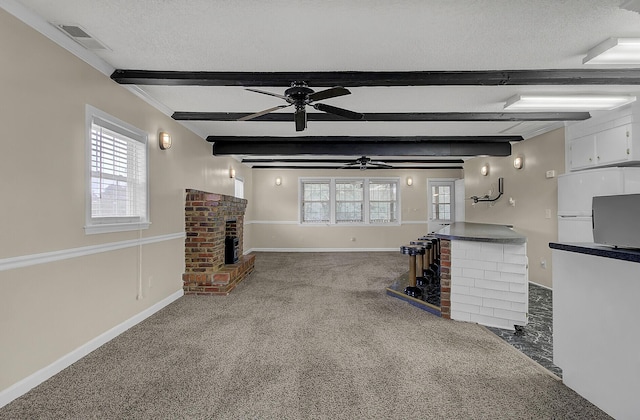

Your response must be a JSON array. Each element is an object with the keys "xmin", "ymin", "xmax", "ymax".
[
  {"xmin": 173, "ymin": 111, "xmax": 590, "ymax": 122},
  {"xmin": 249, "ymin": 165, "xmax": 464, "ymax": 170},
  {"xmin": 112, "ymin": 69, "xmax": 640, "ymax": 86},
  {"xmin": 208, "ymin": 135, "xmax": 520, "ymax": 143},
  {"xmin": 241, "ymin": 158, "xmax": 465, "ymax": 164},
  {"xmin": 209, "ymin": 136, "xmax": 518, "ymax": 156}
]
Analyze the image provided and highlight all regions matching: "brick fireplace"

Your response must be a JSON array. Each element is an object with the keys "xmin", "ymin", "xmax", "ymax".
[{"xmin": 182, "ymin": 189, "xmax": 255, "ymax": 295}]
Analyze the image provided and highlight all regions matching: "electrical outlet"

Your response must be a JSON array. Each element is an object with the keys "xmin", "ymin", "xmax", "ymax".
[
  {"xmin": 545, "ymin": 209, "xmax": 552, "ymax": 219},
  {"xmin": 546, "ymin": 170, "xmax": 556, "ymax": 178}
]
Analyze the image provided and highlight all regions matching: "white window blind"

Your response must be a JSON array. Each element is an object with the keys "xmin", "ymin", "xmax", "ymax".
[{"xmin": 85, "ymin": 106, "xmax": 149, "ymax": 234}]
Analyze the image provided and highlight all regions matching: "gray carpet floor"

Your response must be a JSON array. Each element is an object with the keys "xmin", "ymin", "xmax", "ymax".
[{"xmin": 1, "ymin": 252, "xmax": 610, "ymax": 419}]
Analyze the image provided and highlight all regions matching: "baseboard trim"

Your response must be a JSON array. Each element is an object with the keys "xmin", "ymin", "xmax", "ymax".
[
  {"xmin": 0, "ymin": 232, "xmax": 185, "ymax": 272},
  {"xmin": 529, "ymin": 281, "xmax": 552, "ymax": 291},
  {"xmin": 0, "ymin": 289, "xmax": 183, "ymax": 409},
  {"xmin": 246, "ymin": 248, "xmax": 398, "ymax": 253}
]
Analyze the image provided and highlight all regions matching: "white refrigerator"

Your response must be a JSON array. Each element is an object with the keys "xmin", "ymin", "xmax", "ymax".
[{"xmin": 557, "ymin": 167, "xmax": 640, "ymax": 243}]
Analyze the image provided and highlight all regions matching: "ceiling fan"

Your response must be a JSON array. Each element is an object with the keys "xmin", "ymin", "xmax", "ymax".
[
  {"xmin": 239, "ymin": 81, "xmax": 364, "ymax": 131},
  {"xmin": 343, "ymin": 156, "xmax": 393, "ymax": 170}
]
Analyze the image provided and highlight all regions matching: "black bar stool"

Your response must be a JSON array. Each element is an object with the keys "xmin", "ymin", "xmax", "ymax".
[{"xmin": 400, "ymin": 244, "xmax": 425, "ymax": 298}]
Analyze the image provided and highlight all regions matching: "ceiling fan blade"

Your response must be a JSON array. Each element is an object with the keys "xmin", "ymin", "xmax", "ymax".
[
  {"xmin": 245, "ymin": 88, "xmax": 288, "ymax": 100},
  {"xmin": 370, "ymin": 161, "xmax": 393, "ymax": 168},
  {"xmin": 238, "ymin": 104, "xmax": 290, "ymax": 121},
  {"xmin": 294, "ymin": 107, "xmax": 307, "ymax": 131},
  {"xmin": 313, "ymin": 103, "xmax": 364, "ymax": 120},
  {"xmin": 308, "ymin": 86, "xmax": 351, "ymax": 102}
]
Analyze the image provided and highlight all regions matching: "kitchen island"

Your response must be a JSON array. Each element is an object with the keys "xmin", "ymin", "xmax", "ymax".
[
  {"xmin": 550, "ymin": 242, "xmax": 640, "ymax": 420},
  {"xmin": 434, "ymin": 222, "xmax": 528, "ymax": 330}
]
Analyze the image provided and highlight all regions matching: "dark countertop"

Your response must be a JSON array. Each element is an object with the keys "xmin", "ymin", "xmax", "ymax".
[
  {"xmin": 433, "ymin": 222, "xmax": 526, "ymax": 244},
  {"xmin": 549, "ymin": 242, "xmax": 640, "ymax": 263}
]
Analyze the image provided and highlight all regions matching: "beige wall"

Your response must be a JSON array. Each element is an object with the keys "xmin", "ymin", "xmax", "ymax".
[
  {"xmin": 463, "ymin": 128, "xmax": 565, "ymax": 288},
  {"xmin": 249, "ymin": 168, "xmax": 462, "ymax": 250},
  {"xmin": 0, "ymin": 3, "xmax": 564, "ymax": 400},
  {"xmin": 0, "ymin": 9, "xmax": 248, "ymax": 393}
]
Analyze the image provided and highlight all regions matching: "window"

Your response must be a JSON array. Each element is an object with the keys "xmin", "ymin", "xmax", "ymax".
[
  {"xmin": 369, "ymin": 181, "xmax": 398, "ymax": 223},
  {"xmin": 301, "ymin": 181, "xmax": 330, "ymax": 223},
  {"xmin": 300, "ymin": 178, "xmax": 399, "ymax": 225},
  {"xmin": 428, "ymin": 180, "xmax": 455, "ymax": 222},
  {"xmin": 335, "ymin": 180, "xmax": 364, "ymax": 223},
  {"xmin": 85, "ymin": 105, "xmax": 149, "ymax": 234}
]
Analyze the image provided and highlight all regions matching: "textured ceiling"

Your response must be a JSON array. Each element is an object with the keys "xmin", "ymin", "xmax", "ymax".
[{"xmin": 11, "ymin": 0, "xmax": 640, "ymax": 167}]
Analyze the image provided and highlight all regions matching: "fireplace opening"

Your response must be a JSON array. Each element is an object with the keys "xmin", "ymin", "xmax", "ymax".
[
  {"xmin": 225, "ymin": 236, "xmax": 239, "ymax": 264},
  {"xmin": 225, "ymin": 219, "xmax": 239, "ymax": 264}
]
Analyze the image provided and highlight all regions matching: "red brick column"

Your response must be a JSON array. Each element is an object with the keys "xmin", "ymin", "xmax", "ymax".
[
  {"xmin": 439, "ymin": 239, "xmax": 451, "ymax": 319},
  {"xmin": 182, "ymin": 189, "xmax": 253, "ymax": 296}
]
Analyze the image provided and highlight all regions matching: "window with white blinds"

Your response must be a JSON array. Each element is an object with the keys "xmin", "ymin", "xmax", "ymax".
[{"xmin": 85, "ymin": 105, "xmax": 149, "ymax": 234}]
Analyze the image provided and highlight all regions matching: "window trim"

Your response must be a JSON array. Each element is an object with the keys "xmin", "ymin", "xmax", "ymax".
[
  {"xmin": 300, "ymin": 179, "xmax": 331, "ymax": 224},
  {"xmin": 84, "ymin": 105, "xmax": 150, "ymax": 235},
  {"xmin": 299, "ymin": 177, "xmax": 400, "ymax": 226}
]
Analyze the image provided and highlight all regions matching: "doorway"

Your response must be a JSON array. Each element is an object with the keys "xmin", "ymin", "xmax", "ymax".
[{"xmin": 427, "ymin": 179, "xmax": 464, "ymax": 233}]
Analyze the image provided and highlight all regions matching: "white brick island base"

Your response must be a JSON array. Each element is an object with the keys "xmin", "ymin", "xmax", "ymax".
[
  {"xmin": 435, "ymin": 222, "xmax": 528, "ymax": 331},
  {"xmin": 449, "ymin": 240, "xmax": 528, "ymax": 330}
]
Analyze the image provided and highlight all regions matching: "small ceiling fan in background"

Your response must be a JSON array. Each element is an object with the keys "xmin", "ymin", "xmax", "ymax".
[
  {"xmin": 239, "ymin": 81, "xmax": 364, "ymax": 131},
  {"xmin": 343, "ymin": 156, "xmax": 393, "ymax": 170}
]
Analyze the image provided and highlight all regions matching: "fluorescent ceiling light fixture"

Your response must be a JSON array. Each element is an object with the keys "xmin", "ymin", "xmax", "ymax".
[
  {"xmin": 583, "ymin": 38, "xmax": 640, "ymax": 64},
  {"xmin": 504, "ymin": 94, "xmax": 636, "ymax": 111}
]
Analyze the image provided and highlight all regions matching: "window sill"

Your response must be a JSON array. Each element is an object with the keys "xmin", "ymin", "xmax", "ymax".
[{"xmin": 85, "ymin": 222, "xmax": 151, "ymax": 235}]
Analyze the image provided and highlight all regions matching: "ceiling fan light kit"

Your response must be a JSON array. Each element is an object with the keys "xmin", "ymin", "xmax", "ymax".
[
  {"xmin": 240, "ymin": 81, "xmax": 364, "ymax": 131},
  {"xmin": 342, "ymin": 156, "xmax": 394, "ymax": 170}
]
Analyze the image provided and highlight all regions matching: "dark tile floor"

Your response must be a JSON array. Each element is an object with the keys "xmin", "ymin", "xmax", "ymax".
[{"xmin": 486, "ymin": 283, "xmax": 561, "ymax": 377}]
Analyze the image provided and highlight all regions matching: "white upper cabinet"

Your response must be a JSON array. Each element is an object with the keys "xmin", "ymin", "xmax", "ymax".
[
  {"xmin": 566, "ymin": 104, "xmax": 639, "ymax": 171},
  {"xmin": 594, "ymin": 124, "xmax": 631, "ymax": 166},
  {"xmin": 569, "ymin": 135, "xmax": 596, "ymax": 170}
]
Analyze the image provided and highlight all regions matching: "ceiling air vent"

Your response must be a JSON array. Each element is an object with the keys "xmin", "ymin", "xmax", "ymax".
[{"xmin": 54, "ymin": 23, "xmax": 110, "ymax": 50}]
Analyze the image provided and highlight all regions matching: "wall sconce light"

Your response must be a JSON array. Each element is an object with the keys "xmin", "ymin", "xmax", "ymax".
[
  {"xmin": 159, "ymin": 131, "xmax": 172, "ymax": 150},
  {"xmin": 275, "ymin": 177, "xmax": 282, "ymax": 186},
  {"xmin": 229, "ymin": 168, "xmax": 236, "ymax": 178},
  {"xmin": 406, "ymin": 177, "xmax": 413, "ymax": 186},
  {"xmin": 513, "ymin": 156, "xmax": 524, "ymax": 170},
  {"xmin": 481, "ymin": 164, "xmax": 490, "ymax": 176}
]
